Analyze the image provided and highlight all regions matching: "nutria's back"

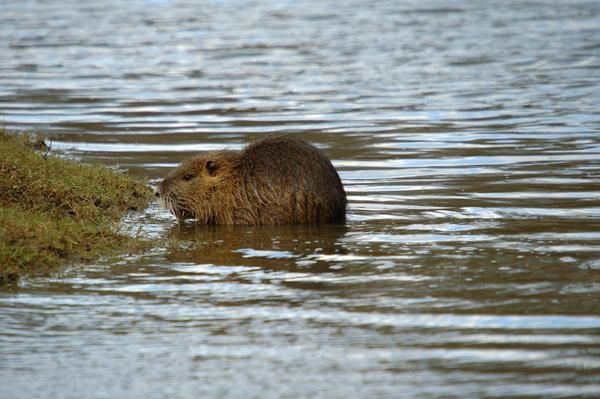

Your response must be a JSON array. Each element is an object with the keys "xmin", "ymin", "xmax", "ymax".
[{"xmin": 156, "ymin": 135, "xmax": 347, "ymax": 225}]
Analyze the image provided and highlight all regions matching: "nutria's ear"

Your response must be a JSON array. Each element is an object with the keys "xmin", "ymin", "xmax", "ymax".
[{"xmin": 206, "ymin": 160, "xmax": 217, "ymax": 176}]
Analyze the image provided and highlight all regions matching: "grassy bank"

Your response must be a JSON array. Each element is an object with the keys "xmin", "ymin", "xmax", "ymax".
[{"xmin": 0, "ymin": 130, "xmax": 152, "ymax": 284}]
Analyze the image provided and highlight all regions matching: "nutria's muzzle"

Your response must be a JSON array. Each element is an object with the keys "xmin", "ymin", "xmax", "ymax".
[{"xmin": 155, "ymin": 181, "xmax": 197, "ymax": 221}]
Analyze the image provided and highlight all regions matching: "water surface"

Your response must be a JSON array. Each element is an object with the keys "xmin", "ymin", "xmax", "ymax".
[{"xmin": 1, "ymin": 0, "xmax": 600, "ymax": 397}]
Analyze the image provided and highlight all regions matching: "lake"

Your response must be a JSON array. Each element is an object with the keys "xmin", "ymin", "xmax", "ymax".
[{"xmin": 1, "ymin": 0, "xmax": 600, "ymax": 397}]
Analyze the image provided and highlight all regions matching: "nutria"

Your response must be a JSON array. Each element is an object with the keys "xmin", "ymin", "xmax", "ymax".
[{"xmin": 155, "ymin": 135, "xmax": 346, "ymax": 225}]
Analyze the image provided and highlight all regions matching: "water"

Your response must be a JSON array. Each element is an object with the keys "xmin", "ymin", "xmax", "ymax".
[{"xmin": 2, "ymin": 0, "xmax": 600, "ymax": 397}]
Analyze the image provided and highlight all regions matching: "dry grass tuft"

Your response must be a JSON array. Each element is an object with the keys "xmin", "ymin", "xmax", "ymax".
[{"xmin": 0, "ymin": 130, "xmax": 152, "ymax": 284}]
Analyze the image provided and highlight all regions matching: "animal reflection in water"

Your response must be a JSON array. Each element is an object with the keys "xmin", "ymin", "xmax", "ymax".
[{"xmin": 165, "ymin": 223, "xmax": 349, "ymax": 274}]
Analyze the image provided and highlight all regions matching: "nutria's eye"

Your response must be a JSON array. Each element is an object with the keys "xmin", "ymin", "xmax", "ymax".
[
  {"xmin": 206, "ymin": 160, "xmax": 217, "ymax": 176},
  {"xmin": 183, "ymin": 173, "xmax": 194, "ymax": 181}
]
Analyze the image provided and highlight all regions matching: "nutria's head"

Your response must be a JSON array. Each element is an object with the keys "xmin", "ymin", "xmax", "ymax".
[{"xmin": 155, "ymin": 152, "xmax": 239, "ymax": 222}]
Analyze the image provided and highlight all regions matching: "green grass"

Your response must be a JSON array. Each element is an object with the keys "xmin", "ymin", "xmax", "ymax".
[{"xmin": 0, "ymin": 130, "xmax": 152, "ymax": 284}]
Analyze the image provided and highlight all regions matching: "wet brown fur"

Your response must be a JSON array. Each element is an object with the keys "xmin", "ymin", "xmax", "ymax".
[{"xmin": 155, "ymin": 136, "xmax": 347, "ymax": 225}]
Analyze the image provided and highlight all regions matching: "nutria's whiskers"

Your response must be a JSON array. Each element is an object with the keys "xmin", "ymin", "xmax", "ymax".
[{"xmin": 160, "ymin": 192, "xmax": 181, "ymax": 221}]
